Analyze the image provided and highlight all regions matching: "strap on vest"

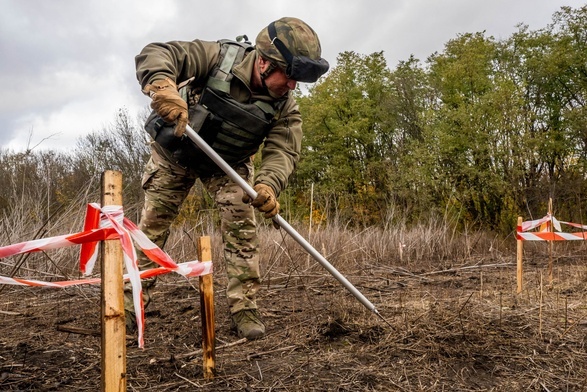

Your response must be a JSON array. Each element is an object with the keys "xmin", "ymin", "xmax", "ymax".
[
  {"xmin": 254, "ymin": 101, "xmax": 275, "ymax": 116},
  {"xmin": 207, "ymin": 41, "xmax": 277, "ymax": 119},
  {"xmin": 207, "ymin": 42, "xmax": 247, "ymax": 94},
  {"xmin": 219, "ymin": 45, "xmax": 239, "ymax": 78}
]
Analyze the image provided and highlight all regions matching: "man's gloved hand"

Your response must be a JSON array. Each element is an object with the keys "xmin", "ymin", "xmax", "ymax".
[
  {"xmin": 143, "ymin": 77, "xmax": 188, "ymax": 137},
  {"xmin": 243, "ymin": 184, "xmax": 280, "ymax": 219}
]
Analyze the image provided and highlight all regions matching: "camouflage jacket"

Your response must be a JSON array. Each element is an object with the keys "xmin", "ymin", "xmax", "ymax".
[{"xmin": 135, "ymin": 39, "xmax": 303, "ymax": 196}]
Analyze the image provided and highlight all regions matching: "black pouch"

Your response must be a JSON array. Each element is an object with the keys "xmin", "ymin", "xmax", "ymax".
[{"xmin": 144, "ymin": 110, "xmax": 183, "ymax": 152}]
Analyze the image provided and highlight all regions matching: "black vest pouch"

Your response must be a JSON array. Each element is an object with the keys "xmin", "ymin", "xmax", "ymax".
[
  {"xmin": 197, "ymin": 86, "xmax": 273, "ymax": 161},
  {"xmin": 188, "ymin": 100, "xmax": 220, "ymax": 148},
  {"xmin": 144, "ymin": 110, "xmax": 183, "ymax": 152},
  {"xmin": 144, "ymin": 109, "xmax": 207, "ymax": 171},
  {"xmin": 199, "ymin": 86, "xmax": 272, "ymax": 130},
  {"xmin": 174, "ymin": 103, "xmax": 222, "ymax": 174}
]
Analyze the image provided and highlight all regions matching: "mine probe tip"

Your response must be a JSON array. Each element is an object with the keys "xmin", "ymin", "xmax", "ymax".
[{"xmin": 373, "ymin": 309, "xmax": 394, "ymax": 329}]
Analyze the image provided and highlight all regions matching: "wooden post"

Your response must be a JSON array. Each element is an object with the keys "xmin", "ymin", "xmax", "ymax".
[
  {"xmin": 100, "ymin": 170, "xmax": 126, "ymax": 391},
  {"xmin": 307, "ymin": 183, "xmax": 314, "ymax": 269},
  {"xmin": 538, "ymin": 271, "xmax": 543, "ymax": 338},
  {"xmin": 547, "ymin": 198, "xmax": 554, "ymax": 285},
  {"xmin": 517, "ymin": 216, "xmax": 523, "ymax": 294},
  {"xmin": 197, "ymin": 236, "xmax": 215, "ymax": 379}
]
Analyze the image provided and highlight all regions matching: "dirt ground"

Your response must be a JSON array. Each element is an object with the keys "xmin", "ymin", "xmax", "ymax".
[{"xmin": 1, "ymin": 243, "xmax": 587, "ymax": 391}]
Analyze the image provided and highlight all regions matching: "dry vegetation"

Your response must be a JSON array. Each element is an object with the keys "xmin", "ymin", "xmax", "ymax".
[{"xmin": 1, "ymin": 196, "xmax": 587, "ymax": 391}]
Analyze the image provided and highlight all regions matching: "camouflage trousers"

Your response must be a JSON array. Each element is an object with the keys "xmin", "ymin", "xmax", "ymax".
[{"xmin": 124, "ymin": 142, "xmax": 260, "ymax": 316}]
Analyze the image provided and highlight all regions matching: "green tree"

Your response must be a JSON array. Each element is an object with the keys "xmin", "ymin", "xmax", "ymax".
[
  {"xmin": 425, "ymin": 32, "xmax": 512, "ymax": 228},
  {"xmin": 379, "ymin": 56, "xmax": 435, "ymax": 220},
  {"xmin": 295, "ymin": 51, "xmax": 393, "ymax": 224}
]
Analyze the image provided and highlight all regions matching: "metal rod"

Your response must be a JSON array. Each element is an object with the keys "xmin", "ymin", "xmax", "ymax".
[{"xmin": 184, "ymin": 124, "xmax": 382, "ymax": 317}]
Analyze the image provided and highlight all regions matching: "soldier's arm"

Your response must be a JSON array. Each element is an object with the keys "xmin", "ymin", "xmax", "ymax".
[{"xmin": 135, "ymin": 39, "xmax": 221, "ymax": 88}]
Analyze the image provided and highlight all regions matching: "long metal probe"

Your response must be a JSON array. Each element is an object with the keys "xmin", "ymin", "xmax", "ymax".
[{"xmin": 184, "ymin": 125, "xmax": 391, "ymax": 326}]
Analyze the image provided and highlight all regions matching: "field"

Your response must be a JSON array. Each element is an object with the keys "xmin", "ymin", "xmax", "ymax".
[{"xmin": 1, "ymin": 223, "xmax": 587, "ymax": 391}]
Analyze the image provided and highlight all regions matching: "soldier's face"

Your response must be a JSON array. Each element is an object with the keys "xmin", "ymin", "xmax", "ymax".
[{"xmin": 259, "ymin": 58, "xmax": 297, "ymax": 97}]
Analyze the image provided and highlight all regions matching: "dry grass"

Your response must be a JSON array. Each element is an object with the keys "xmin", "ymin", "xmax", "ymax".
[{"xmin": 1, "ymin": 203, "xmax": 587, "ymax": 390}]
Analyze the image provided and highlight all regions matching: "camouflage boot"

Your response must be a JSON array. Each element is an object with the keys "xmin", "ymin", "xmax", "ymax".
[
  {"xmin": 123, "ymin": 276, "xmax": 156, "ymax": 334},
  {"xmin": 231, "ymin": 309, "xmax": 265, "ymax": 340},
  {"xmin": 125, "ymin": 310, "xmax": 137, "ymax": 334}
]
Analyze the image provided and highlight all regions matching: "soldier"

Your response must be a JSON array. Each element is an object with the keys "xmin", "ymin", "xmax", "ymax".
[{"xmin": 128, "ymin": 17, "xmax": 329, "ymax": 340}]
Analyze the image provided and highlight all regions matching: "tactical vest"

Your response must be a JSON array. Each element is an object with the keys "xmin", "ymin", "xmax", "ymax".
[{"xmin": 144, "ymin": 40, "xmax": 281, "ymax": 175}]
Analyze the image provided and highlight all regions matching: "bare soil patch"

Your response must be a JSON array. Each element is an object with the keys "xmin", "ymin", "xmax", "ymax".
[{"xmin": 1, "ymin": 241, "xmax": 587, "ymax": 391}]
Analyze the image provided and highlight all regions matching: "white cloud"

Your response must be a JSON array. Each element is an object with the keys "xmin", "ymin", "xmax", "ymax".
[{"xmin": 1, "ymin": 0, "xmax": 584, "ymax": 152}]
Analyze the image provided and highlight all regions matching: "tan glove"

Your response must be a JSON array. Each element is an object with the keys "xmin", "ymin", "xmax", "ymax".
[
  {"xmin": 243, "ymin": 184, "xmax": 280, "ymax": 219},
  {"xmin": 143, "ymin": 77, "xmax": 188, "ymax": 137}
]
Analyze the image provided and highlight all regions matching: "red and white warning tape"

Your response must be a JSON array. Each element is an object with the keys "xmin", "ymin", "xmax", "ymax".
[
  {"xmin": 517, "ymin": 213, "xmax": 587, "ymax": 241},
  {"xmin": 0, "ymin": 203, "xmax": 213, "ymax": 348}
]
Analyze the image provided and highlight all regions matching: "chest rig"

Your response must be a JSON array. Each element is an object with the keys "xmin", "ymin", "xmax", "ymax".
[{"xmin": 145, "ymin": 40, "xmax": 281, "ymax": 175}]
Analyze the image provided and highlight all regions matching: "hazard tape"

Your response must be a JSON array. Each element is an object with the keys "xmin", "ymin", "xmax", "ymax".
[
  {"xmin": 0, "ymin": 261, "xmax": 211, "ymax": 287},
  {"xmin": 0, "ymin": 203, "xmax": 213, "ymax": 348},
  {"xmin": 517, "ymin": 213, "xmax": 587, "ymax": 241}
]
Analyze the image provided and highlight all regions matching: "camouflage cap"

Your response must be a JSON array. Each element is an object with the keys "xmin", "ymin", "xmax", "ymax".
[{"xmin": 255, "ymin": 17, "xmax": 323, "ymax": 70}]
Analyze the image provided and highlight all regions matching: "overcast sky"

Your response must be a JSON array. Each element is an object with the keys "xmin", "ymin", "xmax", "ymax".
[{"xmin": 1, "ymin": 0, "xmax": 584, "ymax": 152}]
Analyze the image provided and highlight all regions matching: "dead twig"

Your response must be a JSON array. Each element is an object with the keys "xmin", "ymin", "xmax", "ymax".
[
  {"xmin": 247, "ymin": 345, "xmax": 298, "ymax": 360},
  {"xmin": 0, "ymin": 310, "xmax": 22, "ymax": 316},
  {"xmin": 174, "ymin": 372, "xmax": 202, "ymax": 388},
  {"xmin": 419, "ymin": 262, "xmax": 515, "ymax": 276},
  {"xmin": 151, "ymin": 338, "xmax": 248, "ymax": 364},
  {"xmin": 55, "ymin": 325, "xmax": 100, "ymax": 336}
]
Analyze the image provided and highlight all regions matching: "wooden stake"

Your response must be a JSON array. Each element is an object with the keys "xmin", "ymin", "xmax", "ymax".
[
  {"xmin": 547, "ymin": 198, "xmax": 554, "ymax": 285},
  {"xmin": 539, "ymin": 271, "xmax": 543, "ymax": 338},
  {"xmin": 197, "ymin": 236, "xmax": 215, "ymax": 380},
  {"xmin": 565, "ymin": 296, "xmax": 568, "ymax": 329},
  {"xmin": 499, "ymin": 292, "xmax": 502, "ymax": 328},
  {"xmin": 306, "ymin": 183, "xmax": 313, "ymax": 269},
  {"xmin": 100, "ymin": 170, "xmax": 126, "ymax": 391},
  {"xmin": 517, "ymin": 216, "xmax": 523, "ymax": 294}
]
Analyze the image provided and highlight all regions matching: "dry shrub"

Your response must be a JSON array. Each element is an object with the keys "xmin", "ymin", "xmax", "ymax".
[{"xmin": 0, "ymin": 175, "xmax": 100, "ymax": 280}]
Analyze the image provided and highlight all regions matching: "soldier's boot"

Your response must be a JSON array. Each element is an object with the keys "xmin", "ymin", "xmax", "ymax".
[
  {"xmin": 231, "ymin": 309, "xmax": 265, "ymax": 340},
  {"xmin": 124, "ymin": 295, "xmax": 138, "ymax": 334},
  {"xmin": 124, "ymin": 286, "xmax": 137, "ymax": 334},
  {"xmin": 125, "ymin": 310, "xmax": 137, "ymax": 334},
  {"xmin": 123, "ymin": 277, "xmax": 156, "ymax": 334}
]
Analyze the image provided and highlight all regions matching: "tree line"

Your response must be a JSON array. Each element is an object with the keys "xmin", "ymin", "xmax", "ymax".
[
  {"xmin": 1, "ymin": 6, "xmax": 586, "ymax": 236},
  {"xmin": 293, "ymin": 5, "xmax": 587, "ymax": 233}
]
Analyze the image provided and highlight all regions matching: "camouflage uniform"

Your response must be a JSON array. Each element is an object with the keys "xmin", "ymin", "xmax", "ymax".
[
  {"xmin": 124, "ymin": 142, "xmax": 260, "ymax": 315},
  {"xmin": 129, "ymin": 18, "xmax": 327, "ymax": 335},
  {"xmin": 129, "ymin": 38, "xmax": 302, "ymax": 318}
]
